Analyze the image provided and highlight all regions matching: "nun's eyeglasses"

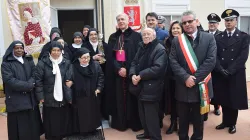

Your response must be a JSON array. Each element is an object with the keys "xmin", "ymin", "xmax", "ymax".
[{"xmin": 79, "ymin": 56, "xmax": 90, "ymax": 60}]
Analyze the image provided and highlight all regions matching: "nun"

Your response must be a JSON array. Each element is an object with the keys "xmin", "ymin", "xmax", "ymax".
[
  {"xmin": 69, "ymin": 32, "xmax": 84, "ymax": 56},
  {"xmin": 39, "ymin": 27, "xmax": 62, "ymax": 60},
  {"xmin": 71, "ymin": 48, "xmax": 104, "ymax": 135},
  {"xmin": 54, "ymin": 37, "xmax": 73, "ymax": 60},
  {"xmin": 82, "ymin": 25, "xmax": 91, "ymax": 42},
  {"xmin": 1, "ymin": 41, "xmax": 43, "ymax": 140},
  {"xmin": 35, "ymin": 41, "xmax": 73, "ymax": 140},
  {"xmin": 83, "ymin": 28, "xmax": 112, "ymax": 119},
  {"xmin": 83, "ymin": 28, "xmax": 109, "ymax": 71}
]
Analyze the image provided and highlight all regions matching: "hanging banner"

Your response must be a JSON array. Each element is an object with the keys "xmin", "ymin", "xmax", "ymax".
[
  {"xmin": 124, "ymin": 6, "xmax": 142, "ymax": 31},
  {"xmin": 6, "ymin": 0, "xmax": 51, "ymax": 55}
]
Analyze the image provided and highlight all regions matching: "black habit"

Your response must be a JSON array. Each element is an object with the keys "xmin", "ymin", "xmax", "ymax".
[
  {"xmin": 83, "ymin": 40, "xmax": 110, "ymax": 118},
  {"xmin": 107, "ymin": 27, "xmax": 142, "ymax": 131},
  {"xmin": 72, "ymin": 48, "xmax": 104, "ymax": 134},
  {"xmin": 1, "ymin": 41, "xmax": 43, "ymax": 140}
]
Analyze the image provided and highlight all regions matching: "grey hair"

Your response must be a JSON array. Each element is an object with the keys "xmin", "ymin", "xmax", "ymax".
[
  {"xmin": 181, "ymin": 10, "xmax": 197, "ymax": 19},
  {"xmin": 142, "ymin": 28, "xmax": 156, "ymax": 38},
  {"xmin": 116, "ymin": 13, "xmax": 129, "ymax": 21}
]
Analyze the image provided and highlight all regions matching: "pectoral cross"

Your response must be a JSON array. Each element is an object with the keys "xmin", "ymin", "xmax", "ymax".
[
  {"xmin": 119, "ymin": 49, "xmax": 123, "ymax": 54},
  {"xmin": 119, "ymin": 42, "xmax": 124, "ymax": 54}
]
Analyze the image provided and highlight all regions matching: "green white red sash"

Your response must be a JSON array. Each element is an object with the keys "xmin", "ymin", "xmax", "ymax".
[{"xmin": 178, "ymin": 33, "xmax": 211, "ymax": 115}]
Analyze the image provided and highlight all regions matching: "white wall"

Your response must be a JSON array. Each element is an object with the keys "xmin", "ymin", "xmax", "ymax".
[
  {"xmin": 152, "ymin": 0, "xmax": 189, "ymax": 15},
  {"xmin": 50, "ymin": 0, "xmax": 95, "ymax": 10},
  {"xmin": 190, "ymin": 0, "xmax": 225, "ymax": 31},
  {"xmin": 103, "ymin": 0, "xmax": 128, "ymax": 42}
]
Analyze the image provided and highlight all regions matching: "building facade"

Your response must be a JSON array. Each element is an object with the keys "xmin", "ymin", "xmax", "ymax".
[{"xmin": 1, "ymin": 0, "xmax": 250, "ymax": 80}]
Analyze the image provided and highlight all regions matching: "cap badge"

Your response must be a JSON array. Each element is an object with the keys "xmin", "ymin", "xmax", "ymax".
[{"xmin": 226, "ymin": 10, "xmax": 232, "ymax": 16}]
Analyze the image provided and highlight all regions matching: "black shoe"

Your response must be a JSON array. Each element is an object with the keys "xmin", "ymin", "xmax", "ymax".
[
  {"xmin": 228, "ymin": 126, "xmax": 236, "ymax": 134},
  {"xmin": 131, "ymin": 127, "xmax": 142, "ymax": 132},
  {"xmin": 203, "ymin": 113, "xmax": 208, "ymax": 121},
  {"xmin": 214, "ymin": 109, "xmax": 221, "ymax": 116},
  {"xmin": 136, "ymin": 133, "xmax": 150, "ymax": 139},
  {"xmin": 166, "ymin": 120, "xmax": 178, "ymax": 134},
  {"xmin": 216, "ymin": 123, "xmax": 226, "ymax": 130}
]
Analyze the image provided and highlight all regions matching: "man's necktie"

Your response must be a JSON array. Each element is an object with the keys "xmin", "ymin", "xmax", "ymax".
[
  {"xmin": 228, "ymin": 32, "xmax": 232, "ymax": 38},
  {"xmin": 189, "ymin": 34, "xmax": 194, "ymax": 40}
]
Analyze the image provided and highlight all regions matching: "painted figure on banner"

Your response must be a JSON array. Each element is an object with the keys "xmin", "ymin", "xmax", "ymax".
[
  {"xmin": 127, "ymin": 7, "xmax": 136, "ymax": 25},
  {"xmin": 19, "ymin": 3, "xmax": 45, "ymax": 47}
]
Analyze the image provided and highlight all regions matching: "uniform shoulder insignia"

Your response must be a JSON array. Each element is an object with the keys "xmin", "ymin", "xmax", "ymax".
[
  {"xmin": 240, "ymin": 31, "xmax": 248, "ymax": 35},
  {"xmin": 214, "ymin": 33, "xmax": 221, "ymax": 36},
  {"xmin": 217, "ymin": 32, "xmax": 223, "ymax": 35},
  {"xmin": 215, "ymin": 32, "xmax": 223, "ymax": 37}
]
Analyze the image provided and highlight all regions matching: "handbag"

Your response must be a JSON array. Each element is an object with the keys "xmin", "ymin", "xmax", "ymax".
[{"xmin": 129, "ymin": 82, "xmax": 142, "ymax": 96}]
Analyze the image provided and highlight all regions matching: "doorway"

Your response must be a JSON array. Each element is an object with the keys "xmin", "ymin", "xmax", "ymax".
[{"xmin": 58, "ymin": 10, "xmax": 94, "ymax": 44}]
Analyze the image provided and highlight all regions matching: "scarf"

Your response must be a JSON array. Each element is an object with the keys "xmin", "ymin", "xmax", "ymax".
[
  {"xmin": 137, "ymin": 39, "xmax": 158, "ymax": 72},
  {"xmin": 73, "ymin": 61, "xmax": 96, "ymax": 97},
  {"xmin": 90, "ymin": 41, "xmax": 98, "ymax": 52},
  {"xmin": 72, "ymin": 43, "xmax": 82, "ymax": 48},
  {"xmin": 49, "ymin": 54, "xmax": 63, "ymax": 101}
]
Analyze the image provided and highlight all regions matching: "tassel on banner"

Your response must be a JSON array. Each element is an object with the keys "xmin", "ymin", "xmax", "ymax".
[
  {"xmin": 200, "ymin": 105, "xmax": 210, "ymax": 115},
  {"xmin": 199, "ymin": 79, "xmax": 210, "ymax": 115}
]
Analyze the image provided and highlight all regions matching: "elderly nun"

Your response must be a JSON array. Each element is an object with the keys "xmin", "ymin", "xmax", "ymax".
[{"xmin": 71, "ymin": 48, "xmax": 104, "ymax": 136}]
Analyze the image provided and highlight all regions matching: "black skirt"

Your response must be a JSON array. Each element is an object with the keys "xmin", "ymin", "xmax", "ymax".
[
  {"xmin": 43, "ymin": 105, "xmax": 72, "ymax": 139},
  {"xmin": 7, "ymin": 106, "xmax": 43, "ymax": 140},
  {"xmin": 72, "ymin": 96, "xmax": 101, "ymax": 134}
]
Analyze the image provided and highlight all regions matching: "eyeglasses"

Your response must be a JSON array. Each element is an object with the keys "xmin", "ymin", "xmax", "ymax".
[
  {"xmin": 79, "ymin": 56, "xmax": 90, "ymax": 60},
  {"xmin": 182, "ymin": 19, "xmax": 196, "ymax": 25}
]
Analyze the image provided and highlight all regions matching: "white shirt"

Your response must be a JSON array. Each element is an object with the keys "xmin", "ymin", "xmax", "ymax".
[
  {"xmin": 209, "ymin": 31, "xmax": 216, "ymax": 35},
  {"xmin": 189, "ymin": 30, "xmax": 198, "ymax": 40},
  {"xmin": 226, "ymin": 28, "xmax": 236, "ymax": 37}
]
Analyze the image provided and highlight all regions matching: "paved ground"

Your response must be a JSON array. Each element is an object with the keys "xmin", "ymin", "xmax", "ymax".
[{"xmin": 0, "ymin": 83, "xmax": 250, "ymax": 140}]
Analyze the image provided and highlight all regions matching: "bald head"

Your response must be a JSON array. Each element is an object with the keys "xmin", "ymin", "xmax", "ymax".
[
  {"xmin": 142, "ymin": 28, "xmax": 156, "ymax": 44},
  {"xmin": 116, "ymin": 13, "xmax": 129, "ymax": 30}
]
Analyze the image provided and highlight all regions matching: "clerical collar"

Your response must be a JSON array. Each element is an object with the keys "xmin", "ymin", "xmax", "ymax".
[
  {"xmin": 226, "ymin": 28, "xmax": 236, "ymax": 36},
  {"xmin": 80, "ymin": 63, "xmax": 89, "ymax": 67},
  {"xmin": 121, "ymin": 27, "xmax": 128, "ymax": 32}
]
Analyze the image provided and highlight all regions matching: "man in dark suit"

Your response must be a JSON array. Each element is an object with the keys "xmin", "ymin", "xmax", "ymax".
[
  {"xmin": 206, "ymin": 13, "xmax": 222, "ymax": 36},
  {"xmin": 203, "ymin": 13, "xmax": 222, "ymax": 121},
  {"xmin": 170, "ymin": 10, "xmax": 217, "ymax": 140},
  {"xmin": 213, "ymin": 9, "xmax": 250, "ymax": 134}
]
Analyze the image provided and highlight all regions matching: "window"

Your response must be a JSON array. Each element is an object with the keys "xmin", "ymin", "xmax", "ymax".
[
  {"xmin": 162, "ymin": 15, "xmax": 181, "ymax": 30},
  {"xmin": 238, "ymin": 16, "xmax": 250, "ymax": 34}
]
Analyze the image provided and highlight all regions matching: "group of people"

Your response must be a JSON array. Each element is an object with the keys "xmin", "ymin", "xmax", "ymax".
[{"xmin": 1, "ymin": 8, "xmax": 250, "ymax": 140}]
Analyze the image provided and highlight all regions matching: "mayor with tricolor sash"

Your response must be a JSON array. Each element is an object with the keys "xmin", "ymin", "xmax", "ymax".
[{"xmin": 169, "ymin": 10, "xmax": 217, "ymax": 140}]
